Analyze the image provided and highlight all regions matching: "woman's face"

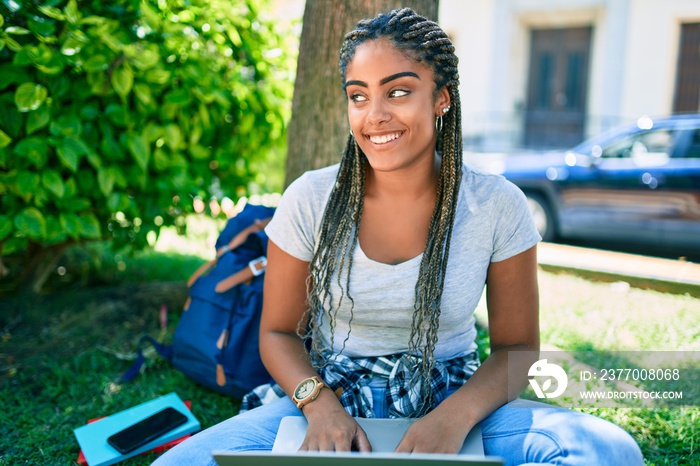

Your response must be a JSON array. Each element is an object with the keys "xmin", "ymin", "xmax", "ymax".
[{"xmin": 344, "ymin": 39, "xmax": 450, "ymax": 175}]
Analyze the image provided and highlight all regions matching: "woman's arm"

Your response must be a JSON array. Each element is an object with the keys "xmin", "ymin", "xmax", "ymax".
[
  {"xmin": 259, "ymin": 240, "xmax": 371, "ymax": 452},
  {"xmin": 395, "ymin": 245, "xmax": 540, "ymax": 453}
]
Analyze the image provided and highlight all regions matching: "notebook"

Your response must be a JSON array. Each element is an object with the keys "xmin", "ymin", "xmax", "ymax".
[
  {"xmin": 213, "ymin": 416, "xmax": 503, "ymax": 466},
  {"xmin": 74, "ymin": 393, "xmax": 200, "ymax": 466}
]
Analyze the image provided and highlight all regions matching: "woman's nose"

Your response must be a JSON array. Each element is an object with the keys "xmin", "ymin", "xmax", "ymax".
[{"xmin": 366, "ymin": 98, "xmax": 391, "ymax": 125}]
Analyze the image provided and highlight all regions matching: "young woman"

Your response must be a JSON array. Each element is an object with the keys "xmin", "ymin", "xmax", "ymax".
[{"xmin": 154, "ymin": 8, "xmax": 643, "ymax": 465}]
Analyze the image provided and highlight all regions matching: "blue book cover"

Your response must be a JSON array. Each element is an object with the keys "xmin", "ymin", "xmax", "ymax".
[{"xmin": 74, "ymin": 392, "xmax": 200, "ymax": 466}]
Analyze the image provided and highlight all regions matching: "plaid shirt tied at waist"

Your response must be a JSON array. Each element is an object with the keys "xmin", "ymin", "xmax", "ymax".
[{"xmin": 240, "ymin": 350, "xmax": 480, "ymax": 418}]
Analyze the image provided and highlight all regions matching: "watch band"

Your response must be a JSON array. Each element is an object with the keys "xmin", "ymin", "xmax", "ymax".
[{"xmin": 292, "ymin": 376, "xmax": 326, "ymax": 410}]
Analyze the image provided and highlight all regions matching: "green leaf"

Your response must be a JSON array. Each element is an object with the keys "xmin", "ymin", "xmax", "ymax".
[
  {"xmin": 164, "ymin": 88, "xmax": 190, "ymax": 105},
  {"xmin": 4, "ymin": 36, "xmax": 22, "ymax": 53},
  {"xmin": 5, "ymin": 26, "xmax": 31, "ymax": 35},
  {"xmin": 97, "ymin": 167, "xmax": 114, "ymax": 196},
  {"xmin": 79, "ymin": 214, "xmax": 101, "ymax": 239},
  {"xmin": 0, "ymin": 130, "xmax": 11, "ymax": 149},
  {"xmin": 38, "ymin": 6, "xmax": 66, "ymax": 21},
  {"xmin": 63, "ymin": 177, "xmax": 77, "ymax": 197},
  {"xmin": 13, "ymin": 137, "xmax": 48, "ymax": 167},
  {"xmin": 139, "ymin": 0, "xmax": 162, "ymax": 29},
  {"xmin": 28, "ymin": 17, "xmax": 56, "ymax": 37},
  {"xmin": 107, "ymin": 192, "xmax": 130, "ymax": 212},
  {"xmin": 61, "ymin": 196, "xmax": 92, "ymax": 212},
  {"xmin": 129, "ymin": 49, "xmax": 160, "ymax": 70},
  {"xmin": 57, "ymin": 136, "xmax": 85, "ymax": 172},
  {"xmin": 0, "ymin": 13, "xmax": 4, "ymax": 28},
  {"xmin": 83, "ymin": 54, "xmax": 109, "ymax": 72},
  {"xmin": 25, "ymin": 44, "xmax": 54, "ymax": 66},
  {"xmin": 64, "ymin": 0, "xmax": 80, "ymax": 24},
  {"xmin": 47, "ymin": 74, "xmax": 71, "ymax": 98},
  {"xmin": 16, "ymin": 171, "xmax": 40, "ymax": 198},
  {"xmin": 153, "ymin": 147, "xmax": 169, "ymax": 171},
  {"xmin": 111, "ymin": 64, "xmax": 133, "ymax": 99},
  {"xmin": 0, "ymin": 64, "xmax": 28, "ymax": 91},
  {"xmin": 189, "ymin": 144, "xmax": 210, "ymax": 160},
  {"xmin": 144, "ymin": 69, "xmax": 171, "ymax": 84},
  {"xmin": 0, "ymin": 101, "xmax": 24, "ymax": 138},
  {"xmin": 0, "ymin": 215, "xmax": 12, "ymax": 240},
  {"xmin": 50, "ymin": 114, "xmax": 82, "ymax": 136},
  {"xmin": 42, "ymin": 169, "xmax": 65, "ymax": 198},
  {"xmin": 126, "ymin": 133, "xmax": 150, "ymax": 170},
  {"xmin": 164, "ymin": 124, "xmax": 182, "ymax": 150},
  {"xmin": 104, "ymin": 103, "xmax": 127, "ymax": 127},
  {"xmin": 133, "ymin": 83, "xmax": 153, "ymax": 106},
  {"xmin": 59, "ymin": 212, "xmax": 81, "ymax": 238},
  {"xmin": 2, "ymin": 236, "xmax": 28, "ymax": 255},
  {"xmin": 14, "ymin": 207, "xmax": 46, "ymax": 239},
  {"xmin": 26, "ymin": 105, "xmax": 51, "ymax": 134},
  {"xmin": 61, "ymin": 37, "xmax": 84, "ymax": 57},
  {"xmin": 109, "ymin": 165, "xmax": 127, "ymax": 188},
  {"xmin": 45, "ymin": 215, "xmax": 67, "ymax": 244},
  {"xmin": 15, "ymin": 83, "xmax": 48, "ymax": 112},
  {"xmin": 227, "ymin": 26, "xmax": 243, "ymax": 47}
]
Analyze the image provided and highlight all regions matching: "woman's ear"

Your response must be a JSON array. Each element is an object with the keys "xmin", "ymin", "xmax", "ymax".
[{"xmin": 434, "ymin": 86, "xmax": 451, "ymax": 116}]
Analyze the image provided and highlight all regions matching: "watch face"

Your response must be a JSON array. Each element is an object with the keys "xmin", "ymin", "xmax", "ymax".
[{"xmin": 295, "ymin": 378, "xmax": 316, "ymax": 400}]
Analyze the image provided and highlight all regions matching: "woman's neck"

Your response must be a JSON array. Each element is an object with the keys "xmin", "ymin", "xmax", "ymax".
[{"xmin": 364, "ymin": 154, "xmax": 441, "ymax": 201}]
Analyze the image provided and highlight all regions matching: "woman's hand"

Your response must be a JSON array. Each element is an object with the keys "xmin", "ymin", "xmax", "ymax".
[
  {"xmin": 394, "ymin": 408, "xmax": 469, "ymax": 454},
  {"xmin": 299, "ymin": 390, "xmax": 372, "ymax": 452}
]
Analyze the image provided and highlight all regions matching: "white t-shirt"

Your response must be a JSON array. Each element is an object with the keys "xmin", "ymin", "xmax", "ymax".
[{"xmin": 265, "ymin": 163, "xmax": 541, "ymax": 360}]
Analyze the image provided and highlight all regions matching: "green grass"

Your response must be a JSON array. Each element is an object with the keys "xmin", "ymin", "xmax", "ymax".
[
  {"xmin": 475, "ymin": 271, "xmax": 699, "ymax": 465},
  {"xmin": 0, "ymin": 224, "xmax": 698, "ymax": 464}
]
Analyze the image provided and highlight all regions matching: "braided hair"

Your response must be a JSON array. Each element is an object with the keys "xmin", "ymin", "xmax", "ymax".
[{"xmin": 304, "ymin": 8, "xmax": 463, "ymax": 416}]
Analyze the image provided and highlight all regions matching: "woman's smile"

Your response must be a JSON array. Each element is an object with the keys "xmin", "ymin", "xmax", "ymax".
[{"xmin": 366, "ymin": 131, "xmax": 405, "ymax": 145}]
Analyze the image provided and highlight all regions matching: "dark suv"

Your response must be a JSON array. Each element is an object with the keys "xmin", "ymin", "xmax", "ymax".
[{"xmin": 473, "ymin": 115, "xmax": 700, "ymax": 255}]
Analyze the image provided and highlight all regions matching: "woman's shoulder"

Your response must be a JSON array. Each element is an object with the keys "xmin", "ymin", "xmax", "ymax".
[
  {"xmin": 460, "ymin": 161, "xmax": 524, "ymax": 202},
  {"xmin": 287, "ymin": 164, "xmax": 340, "ymax": 193}
]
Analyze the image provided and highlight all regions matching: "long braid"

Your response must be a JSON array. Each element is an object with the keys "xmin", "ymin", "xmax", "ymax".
[
  {"xmin": 305, "ymin": 133, "xmax": 365, "ymax": 365},
  {"xmin": 305, "ymin": 8, "xmax": 463, "ymax": 414}
]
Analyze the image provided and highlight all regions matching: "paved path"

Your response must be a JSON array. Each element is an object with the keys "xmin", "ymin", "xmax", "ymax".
[{"xmin": 538, "ymin": 242, "xmax": 700, "ymax": 289}]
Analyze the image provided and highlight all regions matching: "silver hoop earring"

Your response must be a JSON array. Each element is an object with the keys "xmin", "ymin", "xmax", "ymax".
[{"xmin": 435, "ymin": 115, "xmax": 444, "ymax": 133}]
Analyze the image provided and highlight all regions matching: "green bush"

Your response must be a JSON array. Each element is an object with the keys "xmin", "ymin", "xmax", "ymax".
[{"xmin": 0, "ymin": 0, "xmax": 294, "ymax": 288}]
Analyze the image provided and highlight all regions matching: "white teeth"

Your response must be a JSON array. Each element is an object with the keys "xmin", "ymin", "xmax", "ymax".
[{"xmin": 369, "ymin": 132, "xmax": 401, "ymax": 144}]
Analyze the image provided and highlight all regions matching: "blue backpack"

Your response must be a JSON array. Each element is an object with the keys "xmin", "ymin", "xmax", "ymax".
[{"xmin": 122, "ymin": 204, "xmax": 276, "ymax": 398}]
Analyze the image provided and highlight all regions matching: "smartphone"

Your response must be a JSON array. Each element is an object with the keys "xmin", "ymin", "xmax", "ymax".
[{"xmin": 107, "ymin": 407, "xmax": 188, "ymax": 454}]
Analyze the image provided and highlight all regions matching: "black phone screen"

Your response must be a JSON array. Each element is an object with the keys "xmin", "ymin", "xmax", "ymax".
[{"xmin": 107, "ymin": 407, "xmax": 188, "ymax": 454}]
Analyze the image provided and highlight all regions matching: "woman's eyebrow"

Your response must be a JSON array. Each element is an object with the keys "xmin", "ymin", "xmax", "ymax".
[{"xmin": 344, "ymin": 71, "xmax": 420, "ymax": 90}]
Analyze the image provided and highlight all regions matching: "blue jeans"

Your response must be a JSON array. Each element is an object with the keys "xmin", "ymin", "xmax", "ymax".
[{"xmin": 152, "ymin": 388, "xmax": 643, "ymax": 466}]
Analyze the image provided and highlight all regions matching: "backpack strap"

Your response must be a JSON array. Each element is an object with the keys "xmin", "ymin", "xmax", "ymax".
[
  {"xmin": 119, "ymin": 335, "xmax": 174, "ymax": 383},
  {"xmin": 186, "ymin": 217, "xmax": 273, "ymax": 288},
  {"xmin": 215, "ymin": 256, "xmax": 267, "ymax": 293},
  {"xmin": 218, "ymin": 217, "xmax": 272, "ymax": 256}
]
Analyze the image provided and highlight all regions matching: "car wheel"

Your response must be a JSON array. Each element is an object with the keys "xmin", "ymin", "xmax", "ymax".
[{"xmin": 525, "ymin": 193, "xmax": 556, "ymax": 242}]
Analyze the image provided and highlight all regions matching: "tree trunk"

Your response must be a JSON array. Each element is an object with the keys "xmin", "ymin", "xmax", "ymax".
[{"xmin": 284, "ymin": 0, "xmax": 440, "ymax": 187}]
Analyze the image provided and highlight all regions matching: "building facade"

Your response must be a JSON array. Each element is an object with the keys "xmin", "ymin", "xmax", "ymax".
[{"xmin": 439, "ymin": 0, "xmax": 700, "ymax": 151}]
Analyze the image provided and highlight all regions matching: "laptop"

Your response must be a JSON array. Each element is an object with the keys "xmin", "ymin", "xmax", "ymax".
[{"xmin": 213, "ymin": 416, "xmax": 503, "ymax": 465}]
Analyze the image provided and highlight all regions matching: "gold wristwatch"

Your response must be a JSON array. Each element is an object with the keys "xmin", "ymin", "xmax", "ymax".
[{"xmin": 292, "ymin": 376, "xmax": 326, "ymax": 410}]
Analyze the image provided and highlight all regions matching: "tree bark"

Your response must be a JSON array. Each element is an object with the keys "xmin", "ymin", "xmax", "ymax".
[{"xmin": 284, "ymin": 0, "xmax": 439, "ymax": 187}]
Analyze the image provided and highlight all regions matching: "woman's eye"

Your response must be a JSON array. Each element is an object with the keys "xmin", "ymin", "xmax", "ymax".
[
  {"xmin": 390, "ymin": 89, "xmax": 410, "ymax": 98},
  {"xmin": 350, "ymin": 93, "xmax": 367, "ymax": 103}
]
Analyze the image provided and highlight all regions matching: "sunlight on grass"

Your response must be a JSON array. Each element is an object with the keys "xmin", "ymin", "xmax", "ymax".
[
  {"xmin": 475, "ymin": 270, "xmax": 699, "ymax": 352},
  {"xmin": 153, "ymin": 216, "xmax": 225, "ymax": 261}
]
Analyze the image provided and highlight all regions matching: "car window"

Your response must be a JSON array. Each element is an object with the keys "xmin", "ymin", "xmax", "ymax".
[
  {"xmin": 601, "ymin": 129, "xmax": 675, "ymax": 167},
  {"xmin": 686, "ymin": 129, "xmax": 700, "ymax": 159}
]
